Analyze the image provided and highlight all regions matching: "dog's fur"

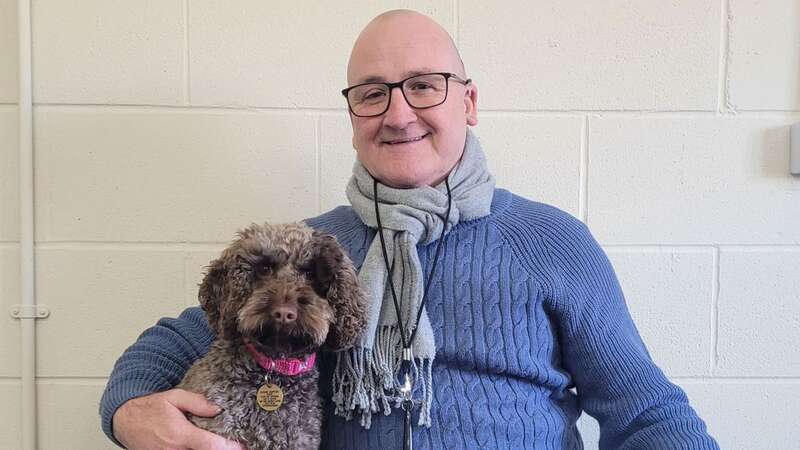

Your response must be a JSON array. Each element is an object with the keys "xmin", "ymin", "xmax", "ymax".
[{"xmin": 177, "ymin": 222, "xmax": 367, "ymax": 450}]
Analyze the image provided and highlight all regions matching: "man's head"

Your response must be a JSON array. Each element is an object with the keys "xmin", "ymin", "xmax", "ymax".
[{"xmin": 345, "ymin": 10, "xmax": 478, "ymax": 189}]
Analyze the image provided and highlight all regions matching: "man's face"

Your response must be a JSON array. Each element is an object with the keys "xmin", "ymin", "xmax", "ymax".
[{"xmin": 346, "ymin": 14, "xmax": 477, "ymax": 189}]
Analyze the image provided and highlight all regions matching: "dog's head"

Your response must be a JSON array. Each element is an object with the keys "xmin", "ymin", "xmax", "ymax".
[{"xmin": 199, "ymin": 222, "xmax": 367, "ymax": 358}]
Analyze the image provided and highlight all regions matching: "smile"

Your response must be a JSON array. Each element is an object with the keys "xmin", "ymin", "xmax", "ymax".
[{"xmin": 384, "ymin": 133, "xmax": 429, "ymax": 145}]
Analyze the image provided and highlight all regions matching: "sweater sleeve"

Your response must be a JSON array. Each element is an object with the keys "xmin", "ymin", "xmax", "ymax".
[
  {"xmin": 98, "ymin": 306, "xmax": 215, "ymax": 447},
  {"xmin": 543, "ymin": 218, "xmax": 719, "ymax": 450}
]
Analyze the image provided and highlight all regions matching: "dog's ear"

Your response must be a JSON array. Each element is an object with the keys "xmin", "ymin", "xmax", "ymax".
[
  {"xmin": 199, "ymin": 248, "xmax": 262, "ymax": 339},
  {"xmin": 307, "ymin": 231, "xmax": 367, "ymax": 351},
  {"xmin": 198, "ymin": 257, "xmax": 226, "ymax": 337}
]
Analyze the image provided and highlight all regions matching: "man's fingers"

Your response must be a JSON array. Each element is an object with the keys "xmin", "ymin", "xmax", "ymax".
[
  {"xmin": 183, "ymin": 424, "xmax": 243, "ymax": 450},
  {"xmin": 166, "ymin": 389, "xmax": 222, "ymax": 418}
]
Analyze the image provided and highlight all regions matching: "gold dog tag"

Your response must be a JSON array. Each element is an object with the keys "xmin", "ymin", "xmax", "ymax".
[{"xmin": 256, "ymin": 383, "xmax": 284, "ymax": 411}]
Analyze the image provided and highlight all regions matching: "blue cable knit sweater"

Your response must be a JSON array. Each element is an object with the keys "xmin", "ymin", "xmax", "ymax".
[{"xmin": 100, "ymin": 189, "xmax": 718, "ymax": 449}]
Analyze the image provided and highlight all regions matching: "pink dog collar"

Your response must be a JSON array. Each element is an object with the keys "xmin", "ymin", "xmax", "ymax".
[{"xmin": 244, "ymin": 341, "xmax": 316, "ymax": 377}]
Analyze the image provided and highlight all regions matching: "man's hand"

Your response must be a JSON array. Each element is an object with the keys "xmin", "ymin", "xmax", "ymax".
[{"xmin": 112, "ymin": 388, "xmax": 243, "ymax": 450}]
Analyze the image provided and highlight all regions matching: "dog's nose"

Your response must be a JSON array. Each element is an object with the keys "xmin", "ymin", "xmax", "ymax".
[{"xmin": 272, "ymin": 305, "xmax": 297, "ymax": 324}]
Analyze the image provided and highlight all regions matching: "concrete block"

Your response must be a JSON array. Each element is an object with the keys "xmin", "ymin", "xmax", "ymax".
[
  {"xmin": 460, "ymin": 0, "xmax": 718, "ymax": 110},
  {"xmin": 34, "ymin": 109, "xmax": 317, "ymax": 242},
  {"xmin": 0, "ymin": 382, "xmax": 22, "ymax": 450},
  {"xmin": 681, "ymin": 381, "xmax": 800, "ymax": 450},
  {"xmin": 717, "ymin": 248, "xmax": 800, "ymax": 376},
  {"xmin": 474, "ymin": 115, "xmax": 583, "ymax": 217},
  {"xmin": 189, "ymin": 1, "xmax": 454, "ymax": 108},
  {"xmin": 184, "ymin": 247, "xmax": 224, "ymax": 307},
  {"xmin": 32, "ymin": 0, "xmax": 184, "ymax": 105},
  {"xmin": 0, "ymin": 246, "xmax": 20, "ymax": 377},
  {"xmin": 606, "ymin": 248, "xmax": 714, "ymax": 376},
  {"xmin": 728, "ymin": 0, "xmax": 800, "ymax": 110},
  {"xmin": 0, "ymin": 0, "xmax": 17, "ymax": 103},
  {"xmin": 35, "ymin": 248, "xmax": 187, "ymax": 377},
  {"xmin": 588, "ymin": 117, "xmax": 800, "ymax": 244},
  {"xmin": 37, "ymin": 381, "xmax": 114, "ymax": 450},
  {"xmin": 0, "ymin": 106, "xmax": 18, "ymax": 240},
  {"xmin": 319, "ymin": 114, "xmax": 356, "ymax": 212}
]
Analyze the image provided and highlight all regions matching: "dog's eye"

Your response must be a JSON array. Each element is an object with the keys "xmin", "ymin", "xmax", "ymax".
[
  {"xmin": 253, "ymin": 262, "xmax": 271, "ymax": 277},
  {"xmin": 299, "ymin": 264, "xmax": 313, "ymax": 279},
  {"xmin": 298, "ymin": 296, "xmax": 311, "ymax": 306}
]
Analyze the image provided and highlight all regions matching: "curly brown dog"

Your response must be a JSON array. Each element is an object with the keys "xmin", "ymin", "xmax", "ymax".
[{"xmin": 177, "ymin": 222, "xmax": 367, "ymax": 450}]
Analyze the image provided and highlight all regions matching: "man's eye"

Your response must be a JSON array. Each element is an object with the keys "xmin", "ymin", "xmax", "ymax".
[
  {"xmin": 360, "ymin": 90, "xmax": 386, "ymax": 102},
  {"xmin": 409, "ymin": 82, "xmax": 433, "ymax": 91}
]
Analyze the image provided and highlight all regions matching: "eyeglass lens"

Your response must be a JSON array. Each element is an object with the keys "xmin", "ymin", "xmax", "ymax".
[{"xmin": 347, "ymin": 73, "xmax": 449, "ymax": 117}]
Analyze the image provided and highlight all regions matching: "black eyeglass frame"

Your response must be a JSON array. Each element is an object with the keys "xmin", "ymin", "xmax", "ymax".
[{"xmin": 341, "ymin": 72, "xmax": 472, "ymax": 117}]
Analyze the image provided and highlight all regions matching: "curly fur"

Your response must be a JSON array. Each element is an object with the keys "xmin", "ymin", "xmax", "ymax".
[{"xmin": 178, "ymin": 222, "xmax": 367, "ymax": 450}]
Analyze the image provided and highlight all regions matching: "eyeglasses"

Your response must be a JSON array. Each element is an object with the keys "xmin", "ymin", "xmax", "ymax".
[{"xmin": 341, "ymin": 72, "xmax": 471, "ymax": 118}]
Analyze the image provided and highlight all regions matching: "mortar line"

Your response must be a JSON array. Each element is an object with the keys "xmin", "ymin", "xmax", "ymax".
[
  {"xmin": 711, "ymin": 246, "xmax": 720, "ymax": 375},
  {"xmin": 602, "ymin": 244, "xmax": 800, "ymax": 250},
  {"xmin": 672, "ymin": 376, "xmax": 800, "ymax": 383},
  {"xmin": 33, "ymin": 240, "xmax": 800, "ymax": 249},
  {"xmin": 183, "ymin": 0, "xmax": 191, "ymax": 105},
  {"xmin": 37, "ymin": 242, "xmax": 228, "ymax": 250},
  {"xmin": 315, "ymin": 114, "xmax": 321, "ymax": 214},
  {"xmin": 33, "ymin": 103, "xmax": 348, "ymax": 114},
  {"xmin": 31, "ymin": 242, "xmax": 800, "ymax": 250},
  {"xmin": 0, "ymin": 376, "xmax": 110, "ymax": 383},
  {"xmin": 717, "ymin": 0, "xmax": 731, "ymax": 114},
  {"xmin": 579, "ymin": 115, "xmax": 589, "ymax": 224},
  {"xmin": 29, "ymin": 103, "xmax": 800, "ymax": 116},
  {"xmin": 453, "ymin": 0, "xmax": 459, "ymax": 46}
]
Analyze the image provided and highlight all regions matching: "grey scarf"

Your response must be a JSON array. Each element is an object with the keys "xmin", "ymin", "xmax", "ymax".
[{"xmin": 332, "ymin": 129, "xmax": 495, "ymax": 428}]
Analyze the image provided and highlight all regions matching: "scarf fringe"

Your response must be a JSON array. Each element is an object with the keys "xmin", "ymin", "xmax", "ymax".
[{"xmin": 333, "ymin": 326, "xmax": 433, "ymax": 429}]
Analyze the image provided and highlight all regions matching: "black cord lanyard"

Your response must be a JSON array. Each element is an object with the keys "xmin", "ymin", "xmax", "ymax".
[{"xmin": 372, "ymin": 177, "xmax": 453, "ymax": 450}]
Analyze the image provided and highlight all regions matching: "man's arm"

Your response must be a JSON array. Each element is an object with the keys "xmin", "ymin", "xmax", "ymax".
[
  {"xmin": 99, "ymin": 307, "xmax": 218, "ymax": 447},
  {"xmin": 544, "ymin": 219, "xmax": 719, "ymax": 450}
]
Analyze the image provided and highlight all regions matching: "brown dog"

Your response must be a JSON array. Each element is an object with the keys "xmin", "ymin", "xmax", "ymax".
[{"xmin": 178, "ymin": 222, "xmax": 367, "ymax": 450}]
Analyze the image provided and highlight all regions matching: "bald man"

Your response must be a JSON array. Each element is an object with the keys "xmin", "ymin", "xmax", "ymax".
[
  {"xmin": 102, "ymin": 10, "xmax": 719, "ymax": 450},
  {"xmin": 345, "ymin": 10, "xmax": 475, "ymax": 189}
]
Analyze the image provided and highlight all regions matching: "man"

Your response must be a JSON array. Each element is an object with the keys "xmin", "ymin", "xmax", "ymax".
[{"xmin": 102, "ymin": 10, "xmax": 719, "ymax": 450}]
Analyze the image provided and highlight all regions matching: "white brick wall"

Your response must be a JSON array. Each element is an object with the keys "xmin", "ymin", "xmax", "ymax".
[
  {"xmin": 1, "ymin": 1, "xmax": 798, "ymax": 449},
  {"xmin": 0, "ymin": 383, "xmax": 22, "ymax": 450},
  {"xmin": 0, "ymin": 0, "xmax": 17, "ymax": 103},
  {"xmin": 0, "ymin": 107, "xmax": 18, "ymax": 240},
  {"xmin": 460, "ymin": 0, "xmax": 720, "ymax": 110},
  {"xmin": 188, "ymin": 1, "xmax": 455, "ymax": 108},
  {"xmin": 728, "ymin": 0, "xmax": 800, "ymax": 111},
  {"xmin": 33, "ymin": 109, "xmax": 318, "ymax": 241}
]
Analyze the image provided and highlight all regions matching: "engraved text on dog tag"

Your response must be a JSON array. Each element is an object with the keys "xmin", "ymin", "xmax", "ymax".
[{"xmin": 256, "ymin": 383, "xmax": 284, "ymax": 411}]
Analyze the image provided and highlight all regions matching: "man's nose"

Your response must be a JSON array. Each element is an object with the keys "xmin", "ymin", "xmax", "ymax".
[{"xmin": 382, "ymin": 87, "xmax": 417, "ymax": 129}]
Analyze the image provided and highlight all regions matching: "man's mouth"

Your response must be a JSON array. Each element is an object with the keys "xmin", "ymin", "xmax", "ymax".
[{"xmin": 383, "ymin": 133, "xmax": 429, "ymax": 145}]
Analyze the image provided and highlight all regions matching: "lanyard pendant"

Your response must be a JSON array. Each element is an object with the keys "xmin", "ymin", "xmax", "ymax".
[
  {"xmin": 403, "ymin": 399, "xmax": 413, "ymax": 450},
  {"xmin": 400, "ymin": 347, "xmax": 414, "ymax": 450}
]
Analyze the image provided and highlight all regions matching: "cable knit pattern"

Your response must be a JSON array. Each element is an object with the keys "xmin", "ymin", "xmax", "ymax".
[{"xmin": 99, "ymin": 189, "xmax": 718, "ymax": 450}]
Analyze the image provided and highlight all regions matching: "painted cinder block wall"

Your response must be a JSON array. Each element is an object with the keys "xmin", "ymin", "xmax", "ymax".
[{"xmin": 1, "ymin": 1, "xmax": 799, "ymax": 449}]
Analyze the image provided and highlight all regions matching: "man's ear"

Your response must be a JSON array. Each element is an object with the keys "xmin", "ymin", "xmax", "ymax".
[{"xmin": 464, "ymin": 82, "xmax": 478, "ymax": 126}]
